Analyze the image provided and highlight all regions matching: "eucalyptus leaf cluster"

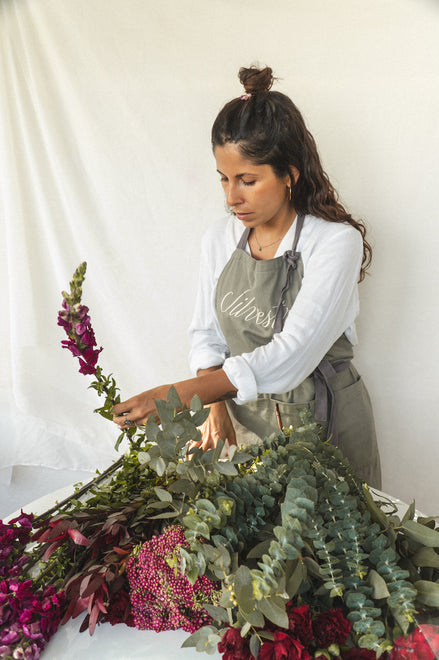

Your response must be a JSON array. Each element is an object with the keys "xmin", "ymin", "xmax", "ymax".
[{"xmin": 176, "ymin": 408, "xmax": 439, "ymax": 658}]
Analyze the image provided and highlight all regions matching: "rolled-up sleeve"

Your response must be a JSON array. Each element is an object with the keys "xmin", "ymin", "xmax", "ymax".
[{"xmin": 222, "ymin": 356, "xmax": 258, "ymax": 403}]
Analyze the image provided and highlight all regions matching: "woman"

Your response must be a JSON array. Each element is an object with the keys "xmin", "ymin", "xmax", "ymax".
[{"xmin": 113, "ymin": 65, "xmax": 381, "ymax": 488}]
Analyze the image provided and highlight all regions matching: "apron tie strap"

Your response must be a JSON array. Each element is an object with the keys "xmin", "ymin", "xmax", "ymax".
[
  {"xmin": 313, "ymin": 359, "xmax": 351, "ymax": 444},
  {"xmin": 273, "ymin": 250, "xmax": 300, "ymax": 333},
  {"xmin": 273, "ymin": 214, "xmax": 305, "ymax": 334}
]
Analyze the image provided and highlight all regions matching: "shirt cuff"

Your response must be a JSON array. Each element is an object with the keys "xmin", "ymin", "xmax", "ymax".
[
  {"xmin": 189, "ymin": 350, "xmax": 226, "ymax": 376},
  {"xmin": 223, "ymin": 356, "xmax": 258, "ymax": 404}
]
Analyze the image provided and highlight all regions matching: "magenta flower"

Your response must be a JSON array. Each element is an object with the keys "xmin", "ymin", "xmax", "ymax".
[
  {"xmin": 1, "ymin": 629, "xmax": 20, "ymax": 644},
  {"xmin": 7, "ymin": 513, "xmax": 33, "ymax": 530},
  {"xmin": 18, "ymin": 609, "xmax": 33, "ymax": 624},
  {"xmin": 0, "ymin": 515, "xmax": 65, "ymax": 659},
  {"xmin": 74, "ymin": 322, "xmax": 87, "ymax": 335},
  {"xmin": 22, "ymin": 622, "xmax": 43, "ymax": 640},
  {"xmin": 57, "ymin": 264, "xmax": 102, "ymax": 376}
]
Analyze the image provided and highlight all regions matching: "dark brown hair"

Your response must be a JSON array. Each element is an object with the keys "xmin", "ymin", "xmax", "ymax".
[{"xmin": 211, "ymin": 65, "xmax": 372, "ymax": 280}]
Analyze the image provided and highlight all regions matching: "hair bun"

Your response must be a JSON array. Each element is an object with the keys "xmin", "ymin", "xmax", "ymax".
[{"xmin": 238, "ymin": 65, "xmax": 274, "ymax": 94}]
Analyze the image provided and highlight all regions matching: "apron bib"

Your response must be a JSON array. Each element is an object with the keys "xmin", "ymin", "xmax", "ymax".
[{"xmin": 215, "ymin": 215, "xmax": 381, "ymax": 487}]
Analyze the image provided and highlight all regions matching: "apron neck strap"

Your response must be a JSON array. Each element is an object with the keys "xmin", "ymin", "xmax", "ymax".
[
  {"xmin": 237, "ymin": 227, "xmax": 251, "ymax": 251},
  {"xmin": 291, "ymin": 213, "xmax": 304, "ymax": 252}
]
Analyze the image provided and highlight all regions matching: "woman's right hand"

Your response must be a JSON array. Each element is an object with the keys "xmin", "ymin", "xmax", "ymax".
[{"xmin": 190, "ymin": 401, "xmax": 236, "ymax": 452}]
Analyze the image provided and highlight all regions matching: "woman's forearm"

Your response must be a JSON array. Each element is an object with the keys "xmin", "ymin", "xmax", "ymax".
[
  {"xmin": 197, "ymin": 365, "xmax": 223, "ymax": 377},
  {"xmin": 174, "ymin": 368, "xmax": 237, "ymax": 407},
  {"xmin": 113, "ymin": 368, "xmax": 237, "ymax": 427}
]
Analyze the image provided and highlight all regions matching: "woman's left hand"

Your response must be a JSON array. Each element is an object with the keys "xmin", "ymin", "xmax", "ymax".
[
  {"xmin": 188, "ymin": 401, "xmax": 236, "ymax": 452},
  {"xmin": 112, "ymin": 384, "xmax": 170, "ymax": 427}
]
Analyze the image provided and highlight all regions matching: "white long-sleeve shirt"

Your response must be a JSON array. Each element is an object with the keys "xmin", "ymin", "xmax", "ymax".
[{"xmin": 188, "ymin": 214, "xmax": 363, "ymax": 404}]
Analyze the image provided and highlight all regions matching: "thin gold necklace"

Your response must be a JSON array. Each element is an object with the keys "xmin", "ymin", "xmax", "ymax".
[
  {"xmin": 253, "ymin": 233, "xmax": 283, "ymax": 252},
  {"xmin": 253, "ymin": 220, "xmax": 294, "ymax": 252}
]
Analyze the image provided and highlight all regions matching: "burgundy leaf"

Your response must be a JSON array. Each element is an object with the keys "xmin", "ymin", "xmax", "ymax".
[
  {"xmin": 61, "ymin": 596, "xmax": 89, "ymax": 625},
  {"xmin": 111, "ymin": 546, "xmax": 131, "ymax": 556},
  {"xmin": 95, "ymin": 594, "xmax": 108, "ymax": 615},
  {"xmin": 43, "ymin": 539, "xmax": 65, "ymax": 561},
  {"xmin": 67, "ymin": 527, "xmax": 90, "ymax": 546},
  {"xmin": 79, "ymin": 612, "xmax": 90, "ymax": 633},
  {"xmin": 81, "ymin": 576, "xmax": 105, "ymax": 598},
  {"xmin": 88, "ymin": 602, "xmax": 101, "ymax": 636}
]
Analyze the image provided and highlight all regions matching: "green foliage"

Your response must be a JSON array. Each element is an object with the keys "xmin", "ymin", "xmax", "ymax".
[{"xmin": 26, "ymin": 385, "xmax": 439, "ymax": 652}]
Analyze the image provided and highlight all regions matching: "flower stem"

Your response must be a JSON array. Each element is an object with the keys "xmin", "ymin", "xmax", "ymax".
[{"xmin": 33, "ymin": 455, "xmax": 124, "ymax": 524}]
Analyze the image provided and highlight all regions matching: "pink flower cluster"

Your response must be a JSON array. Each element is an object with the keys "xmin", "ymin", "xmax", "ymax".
[
  {"xmin": 127, "ymin": 525, "xmax": 220, "ymax": 633},
  {"xmin": 58, "ymin": 300, "xmax": 102, "ymax": 375},
  {"xmin": 0, "ymin": 513, "xmax": 65, "ymax": 659}
]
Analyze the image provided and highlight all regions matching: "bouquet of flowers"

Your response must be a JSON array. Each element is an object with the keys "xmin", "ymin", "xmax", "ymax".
[{"xmin": 1, "ymin": 263, "xmax": 439, "ymax": 660}]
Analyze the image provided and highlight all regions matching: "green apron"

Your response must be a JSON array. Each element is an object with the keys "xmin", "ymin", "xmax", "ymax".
[{"xmin": 216, "ymin": 215, "xmax": 381, "ymax": 488}]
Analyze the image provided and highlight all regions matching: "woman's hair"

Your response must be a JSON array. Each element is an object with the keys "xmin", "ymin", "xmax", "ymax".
[{"xmin": 211, "ymin": 65, "xmax": 372, "ymax": 280}]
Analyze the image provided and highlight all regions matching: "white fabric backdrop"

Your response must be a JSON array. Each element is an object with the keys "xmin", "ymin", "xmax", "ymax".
[{"xmin": 1, "ymin": 0, "xmax": 439, "ymax": 513}]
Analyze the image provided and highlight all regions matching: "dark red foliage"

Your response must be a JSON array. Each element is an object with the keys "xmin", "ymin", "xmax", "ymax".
[
  {"xmin": 313, "ymin": 608, "xmax": 351, "ymax": 647},
  {"xmin": 258, "ymin": 630, "xmax": 311, "ymax": 660},
  {"xmin": 287, "ymin": 603, "xmax": 314, "ymax": 646},
  {"xmin": 217, "ymin": 626, "xmax": 252, "ymax": 660}
]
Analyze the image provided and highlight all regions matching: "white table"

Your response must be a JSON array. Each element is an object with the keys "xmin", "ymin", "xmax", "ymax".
[{"xmin": 43, "ymin": 620, "xmax": 214, "ymax": 660}]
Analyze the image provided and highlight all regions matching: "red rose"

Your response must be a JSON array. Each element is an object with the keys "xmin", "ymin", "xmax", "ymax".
[
  {"xmin": 104, "ymin": 588, "xmax": 135, "ymax": 627},
  {"xmin": 390, "ymin": 624, "xmax": 439, "ymax": 660},
  {"xmin": 287, "ymin": 604, "xmax": 314, "ymax": 646},
  {"xmin": 218, "ymin": 626, "xmax": 252, "ymax": 660},
  {"xmin": 420, "ymin": 625, "xmax": 439, "ymax": 657},
  {"xmin": 258, "ymin": 631, "xmax": 311, "ymax": 660},
  {"xmin": 342, "ymin": 649, "xmax": 378, "ymax": 659},
  {"xmin": 313, "ymin": 608, "xmax": 351, "ymax": 647}
]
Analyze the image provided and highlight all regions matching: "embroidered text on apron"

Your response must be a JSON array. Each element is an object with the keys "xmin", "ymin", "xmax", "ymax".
[{"xmin": 215, "ymin": 215, "xmax": 381, "ymax": 487}]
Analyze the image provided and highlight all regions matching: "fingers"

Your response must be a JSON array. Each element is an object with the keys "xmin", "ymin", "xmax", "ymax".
[
  {"xmin": 228, "ymin": 427, "xmax": 237, "ymax": 446},
  {"xmin": 200, "ymin": 435, "xmax": 218, "ymax": 451},
  {"xmin": 112, "ymin": 394, "xmax": 152, "ymax": 427},
  {"xmin": 198, "ymin": 425, "xmax": 234, "ymax": 451},
  {"xmin": 112, "ymin": 403, "xmax": 138, "ymax": 427},
  {"xmin": 112, "ymin": 400, "xmax": 133, "ymax": 426},
  {"xmin": 112, "ymin": 408, "xmax": 147, "ymax": 428},
  {"xmin": 113, "ymin": 416, "xmax": 136, "ymax": 429},
  {"xmin": 112, "ymin": 398, "xmax": 135, "ymax": 417},
  {"xmin": 112, "ymin": 386, "xmax": 170, "ymax": 427}
]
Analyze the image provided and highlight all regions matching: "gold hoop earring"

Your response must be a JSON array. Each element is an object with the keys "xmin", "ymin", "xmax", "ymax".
[{"xmin": 287, "ymin": 186, "xmax": 292, "ymax": 202}]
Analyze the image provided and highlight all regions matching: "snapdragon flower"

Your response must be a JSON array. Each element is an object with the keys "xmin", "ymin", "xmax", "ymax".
[{"xmin": 57, "ymin": 263, "xmax": 102, "ymax": 375}]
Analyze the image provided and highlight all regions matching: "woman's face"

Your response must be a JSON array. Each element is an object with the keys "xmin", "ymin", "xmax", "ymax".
[{"xmin": 214, "ymin": 142, "xmax": 296, "ymax": 230}]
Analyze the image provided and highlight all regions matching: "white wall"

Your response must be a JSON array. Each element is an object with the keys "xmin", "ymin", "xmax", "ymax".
[{"xmin": 1, "ymin": 0, "xmax": 438, "ymax": 514}]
